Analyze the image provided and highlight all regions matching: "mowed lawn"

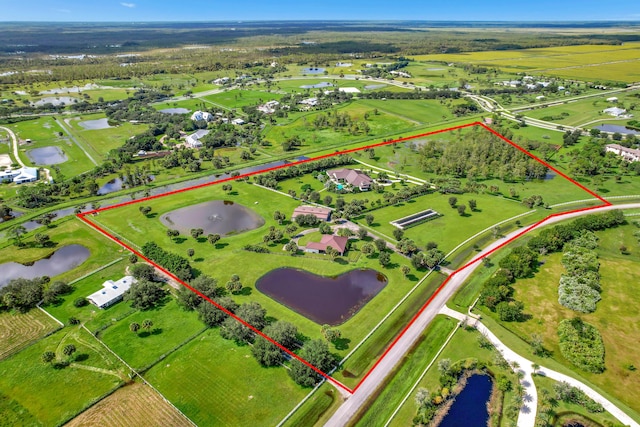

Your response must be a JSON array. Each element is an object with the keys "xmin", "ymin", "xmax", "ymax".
[
  {"xmin": 364, "ymin": 192, "xmax": 531, "ymax": 253},
  {"xmin": 9, "ymin": 117, "xmax": 95, "ymax": 177},
  {"xmin": 145, "ymin": 328, "xmax": 308, "ymax": 426},
  {"xmin": 99, "ymin": 298, "xmax": 206, "ymax": 371},
  {"xmin": 0, "ymin": 309, "xmax": 61, "ymax": 360},
  {"xmin": 481, "ymin": 224, "xmax": 640, "ymax": 414},
  {"xmin": 92, "ymin": 181, "xmax": 426, "ymax": 358},
  {"xmin": 0, "ymin": 327, "xmax": 125, "ymax": 426}
]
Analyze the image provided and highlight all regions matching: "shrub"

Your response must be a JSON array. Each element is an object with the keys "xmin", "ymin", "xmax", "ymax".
[{"xmin": 558, "ymin": 318, "xmax": 605, "ymax": 373}]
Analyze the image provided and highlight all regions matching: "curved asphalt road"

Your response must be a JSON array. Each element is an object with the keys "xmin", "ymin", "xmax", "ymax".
[{"xmin": 324, "ymin": 203, "xmax": 640, "ymax": 427}]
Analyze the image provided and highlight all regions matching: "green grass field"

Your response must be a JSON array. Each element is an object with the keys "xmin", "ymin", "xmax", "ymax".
[
  {"xmin": 145, "ymin": 328, "xmax": 308, "ymax": 426},
  {"xmin": 0, "ymin": 326, "xmax": 126, "ymax": 426},
  {"xmin": 478, "ymin": 223, "xmax": 640, "ymax": 417},
  {"xmin": 8, "ymin": 116, "xmax": 96, "ymax": 177}
]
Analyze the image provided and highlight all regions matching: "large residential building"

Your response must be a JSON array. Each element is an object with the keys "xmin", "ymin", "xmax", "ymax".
[
  {"xmin": 0, "ymin": 166, "xmax": 38, "ymax": 184},
  {"xmin": 327, "ymin": 168, "xmax": 372, "ymax": 191},
  {"xmin": 605, "ymin": 144, "xmax": 640, "ymax": 162},
  {"xmin": 185, "ymin": 129, "xmax": 209, "ymax": 148},
  {"xmin": 304, "ymin": 234, "xmax": 349, "ymax": 256},
  {"xmin": 87, "ymin": 276, "xmax": 136, "ymax": 309},
  {"xmin": 190, "ymin": 111, "xmax": 213, "ymax": 122},
  {"xmin": 603, "ymin": 107, "xmax": 627, "ymax": 117},
  {"xmin": 257, "ymin": 100, "xmax": 280, "ymax": 114},
  {"xmin": 292, "ymin": 205, "xmax": 332, "ymax": 221}
]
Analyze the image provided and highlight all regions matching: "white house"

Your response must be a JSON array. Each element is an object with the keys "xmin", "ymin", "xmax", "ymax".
[
  {"xmin": 603, "ymin": 107, "xmax": 627, "ymax": 117},
  {"xmin": 606, "ymin": 97, "xmax": 619, "ymax": 103},
  {"xmin": 213, "ymin": 77, "xmax": 230, "ymax": 85},
  {"xmin": 0, "ymin": 166, "xmax": 38, "ymax": 184},
  {"xmin": 190, "ymin": 111, "xmax": 213, "ymax": 122},
  {"xmin": 231, "ymin": 118, "xmax": 245, "ymax": 125},
  {"xmin": 185, "ymin": 129, "xmax": 209, "ymax": 148},
  {"xmin": 605, "ymin": 144, "xmax": 640, "ymax": 162},
  {"xmin": 87, "ymin": 276, "xmax": 136, "ymax": 309},
  {"xmin": 299, "ymin": 97, "xmax": 319, "ymax": 108}
]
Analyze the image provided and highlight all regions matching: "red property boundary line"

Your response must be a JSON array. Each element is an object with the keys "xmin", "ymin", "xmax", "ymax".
[{"xmin": 78, "ymin": 121, "xmax": 611, "ymax": 395}]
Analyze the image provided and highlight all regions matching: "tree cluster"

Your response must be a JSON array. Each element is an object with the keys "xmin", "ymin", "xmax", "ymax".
[
  {"xmin": 557, "ymin": 317, "xmax": 605, "ymax": 373},
  {"xmin": 253, "ymin": 155, "xmax": 354, "ymax": 189},
  {"xmin": 141, "ymin": 241, "xmax": 193, "ymax": 281},
  {"xmin": 0, "ymin": 277, "xmax": 48, "ymax": 312},
  {"xmin": 558, "ymin": 232, "xmax": 601, "ymax": 313}
]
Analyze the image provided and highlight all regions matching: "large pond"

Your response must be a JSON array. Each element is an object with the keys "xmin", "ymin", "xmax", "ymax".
[
  {"xmin": 301, "ymin": 67, "xmax": 325, "ymax": 74},
  {"xmin": 0, "ymin": 244, "xmax": 90, "ymax": 288},
  {"xmin": 159, "ymin": 108, "xmax": 190, "ymax": 115},
  {"xmin": 300, "ymin": 82, "xmax": 333, "ymax": 89},
  {"xmin": 256, "ymin": 268, "xmax": 388, "ymax": 325},
  {"xmin": 594, "ymin": 124, "xmax": 640, "ymax": 135},
  {"xmin": 27, "ymin": 146, "xmax": 68, "ymax": 165},
  {"xmin": 160, "ymin": 200, "xmax": 264, "ymax": 236},
  {"xmin": 78, "ymin": 118, "xmax": 112, "ymax": 130},
  {"xmin": 439, "ymin": 374, "xmax": 493, "ymax": 427},
  {"xmin": 34, "ymin": 96, "xmax": 77, "ymax": 106}
]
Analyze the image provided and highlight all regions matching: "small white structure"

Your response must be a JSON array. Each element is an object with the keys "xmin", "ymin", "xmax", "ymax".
[
  {"xmin": 257, "ymin": 100, "xmax": 280, "ymax": 114},
  {"xmin": 185, "ymin": 129, "xmax": 209, "ymax": 148},
  {"xmin": 390, "ymin": 70, "xmax": 411, "ymax": 78},
  {"xmin": 606, "ymin": 97, "xmax": 619, "ymax": 103},
  {"xmin": 213, "ymin": 77, "xmax": 230, "ymax": 85},
  {"xmin": 190, "ymin": 111, "xmax": 213, "ymax": 122},
  {"xmin": 0, "ymin": 166, "xmax": 38, "ymax": 184},
  {"xmin": 87, "ymin": 276, "xmax": 136, "ymax": 309},
  {"xmin": 605, "ymin": 144, "xmax": 640, "ymax": 162},
  {"xmin": 299, "ymin": 97, "xmax": 319, "ymax": 107},
  {"xmin": 231, "ymin": 118, "xmax": 245, "ymax": 125},
  {"xmin": 535, "ymin": 95, "xmax": 545, "ymax": 100},
  {"xmin": 603, "ymin": 107, "xmax": 627, "ymax": 117}
]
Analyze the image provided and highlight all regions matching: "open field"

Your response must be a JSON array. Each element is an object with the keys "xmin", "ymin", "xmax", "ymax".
[
  {"xmin": 65, "ymin": 381, "xmax": 192, "ymax": 427},
  {"xmin": 8, "ymin": 116, "xmax": 96, "ymax": 177},
  {"xmin": 0, "ymin": 309, "xmax": 60, "ymax": 360},
  {"xmin": 356, "ymin": 98, "xmax": 456, "ymax": 124},
  {"xmin": 0, "ymin": 326, "xmax": 126, "ymax": 426},
  {"xmin": 413, "ymin": 43, "xmax": 640, "ymax": 83},
  {"xmin": 478, "ymin": 223, "xmax": 640, "ymax": 416},
  {"xmin": 145, "ymin": 328, "xmax": 308, "ymax": 426}
]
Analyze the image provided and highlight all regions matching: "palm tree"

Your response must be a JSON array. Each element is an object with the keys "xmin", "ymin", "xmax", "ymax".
[
  {"xmin": 9, "ymin": 225, "xmax": 26, "ymax": 246},
  {"xmin": 142, "ymin": 319, "xmax": 153, "ymax": 331}
]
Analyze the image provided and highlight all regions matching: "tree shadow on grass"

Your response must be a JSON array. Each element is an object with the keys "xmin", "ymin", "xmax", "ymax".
[
  {"xmin": 173, "ymin": 237, "xmax": 188, "ymax": 244},
  {"xmin": 214, "ymin": 243, "xmax": 229, "ymax": 250},
  {"xmin": 333, "ymin": 337, "xmax": 351, "ymax": 351},
  {"xmin": 238, "ymin": 287, "xmax": 252, "ymax": 296},
  {"xmin": 193, "ymin": 257, "xmax": 205, "ymax": 263},
  {"xmin": 145, "ymin": 213, "xmax": 159, "ymax": 219},
  {"xmin": 333, "ymin": 258, "xmax": 348, "ymax": 265},
  {"xmin": 74, "ymin": 353, "xmax": 89, "ymax": 362}
]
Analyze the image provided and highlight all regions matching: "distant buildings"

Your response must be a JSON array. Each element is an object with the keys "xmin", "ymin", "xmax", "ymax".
[
  {"xmin": 231, "ymin": 118, "xmax": 245, "ymax": 125},
  {"xmin": 606, "ymin": 97, "xmax": 619, "ymax": 103},
  {"xmin": 87, "ymin": 276, "xmax": 136, "ymax": 309},
  {"xmin": 292, "ymin": 205, "xmax": 332, "ymax": 221},
  {"xmin": 185, "ymin": 129, "xmax": 209, "ymax": 148},
  {"xmin": 603, "ymin": 107, "xmax": 627, "ymax": 117},
  {"xmin": 213, "ymin": 77, "xmax": 230, "ymax": 85},
  {"xmin": 257, "ymin": 100, "xmax": 280, "ymax": 114},
  {"xmin": 190, "ymin": 111, "xmax": 213, "ymax": 122},
  {"xmin": 0, "ymin": 166, "xmax": 38, "ymax": 184},
  {"xmin": 327, "ymin": 168, "xmax": 372, "ymax": 191},
  {"xmin": 299, "ymin": 97, "xmax": 319, "ymax": 108},
  {"xmin": 605, "ymin": 144, "xmax": 640, "ymax": 162}
]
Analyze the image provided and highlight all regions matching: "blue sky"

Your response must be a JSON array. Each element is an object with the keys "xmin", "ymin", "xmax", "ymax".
[{"xmin": 1, "ymin": 0, "xmax": 639, "ymax": 21}]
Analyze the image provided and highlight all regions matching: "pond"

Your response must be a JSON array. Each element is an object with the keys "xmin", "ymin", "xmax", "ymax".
[
  {"xmin": 301, "ymin": 67, "xmax": 326, "ymax": 74},
  {"xmin": 160, "ymin": 200, "xmax": 264, "ymax": 236},
  {"xmin": 256, "ymin": 268, "xmax": 388, "ymax": 325},
  {"xmin": 78, "ymin": 118, "xmax": 112, "ymax": 130},
  {"xmin": 159, "ymin": 108, "xmax": 190, "ymax": 115},
  {"xmin": 364, "ymin": 84, "xmax": 387, "ymax": 90},
  {"xmin": 97, "ymin": 175, "xmax": 155, "ymax": 195},
  {"xmin": 300, "ymin": 82, "xmax": 333, "ymax": 89},
  {"xmin": 27, "ymin": 146, "xmax": 68, "ymax": 165},
  {"xmin": 0, "ymin": 244, "xmax": 90, "ymax": 288},
  {"xmin": 439, "ymin": 374, "xmax": 493, "ymax": 427},
  {"xmin": 594, "ymin": 124, "xmax": 640, "ymax": 135}
]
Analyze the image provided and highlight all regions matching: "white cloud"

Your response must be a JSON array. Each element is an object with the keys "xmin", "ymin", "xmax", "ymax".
[{"xmin": 120, "ymin": 2, "xmax": 136, "ymax": 7}]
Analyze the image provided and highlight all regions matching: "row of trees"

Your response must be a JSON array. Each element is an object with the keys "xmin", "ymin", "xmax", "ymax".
[
  {"xmin": 253, "ymin": 155, "xmax": 355, "ymax": 189},
  {"xmin": 141, "ymin": 242, "xmax": 193, "ymax": 281}
]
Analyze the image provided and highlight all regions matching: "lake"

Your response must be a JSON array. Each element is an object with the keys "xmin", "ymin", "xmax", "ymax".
[
  {"xmin": 159, "ymin": 108, "xmax": 190, "ymax": 115},
  {"xmin": 439, "ymin": 374, "xmax": 493, "ymax": 427},
  {"xmin": 27, "ymin": 146, "xmax": 68, "ymax": 165},
  {"xmin": 0, "ymin": 244, "xmax": 90, "ymax": 288},
  {"xmin": 594, "ymin": 124, "xmax": 640, "ymax": 135},
  {"xmin": 160, "ymin": 200, "xmax": 264, "ymax": 236},
  {"xmin": 256, "ymin": 268, "xmax": 388, "ymax": 325}
]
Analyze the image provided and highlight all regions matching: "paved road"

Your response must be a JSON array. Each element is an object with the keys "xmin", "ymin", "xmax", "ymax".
[{"xmin": 324, "ymin": 203, "xmax": 640, "ymax": 427}]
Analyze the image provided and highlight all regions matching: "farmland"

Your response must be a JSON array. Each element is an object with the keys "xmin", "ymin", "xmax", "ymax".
[{"xmin": 0, "ymin": 309, "xmax": 60, "ymax": 360}]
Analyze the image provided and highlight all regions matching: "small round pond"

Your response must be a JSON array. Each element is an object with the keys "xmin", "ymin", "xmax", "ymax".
[
  {"xmin": 27, "ymin": 146, "xmax": 68, "ymax": 165},
  {"xmin": 594, "ymin": 124, "xmax": 640, "ymax": 135},
  {"xmin": 0, "ymin": 244, "xmax": 90, "ymax": 288},
  {"xmin": 439, "ymin": 374, "xmax": 493, "ymax": 427},
  {"xmin": 256, "ymin": 268, "xmax": 388, "ymax": 325},
  {"xmin": 160, "ymin": 200, "xmax": 264, "ymax": 236},
  {"xmin": 300, "ymin": 82, "xmax": 333, "ymax": 89},
  {"xmin": 78, "ymin": 118, "xmax": 112, "ymax": 130},
  {"xmin": 301, "ymin": 67, "xmax": 325, "ymax": 74}
]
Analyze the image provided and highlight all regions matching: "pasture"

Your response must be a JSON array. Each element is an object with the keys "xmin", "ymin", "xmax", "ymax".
[
  {"xmin": 65, "ymin": 381, "xmax": 193, "ymax": 427},
  {"xmin": 0, "ymin": 309, "xmax": 60, "ymax": 360}
]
